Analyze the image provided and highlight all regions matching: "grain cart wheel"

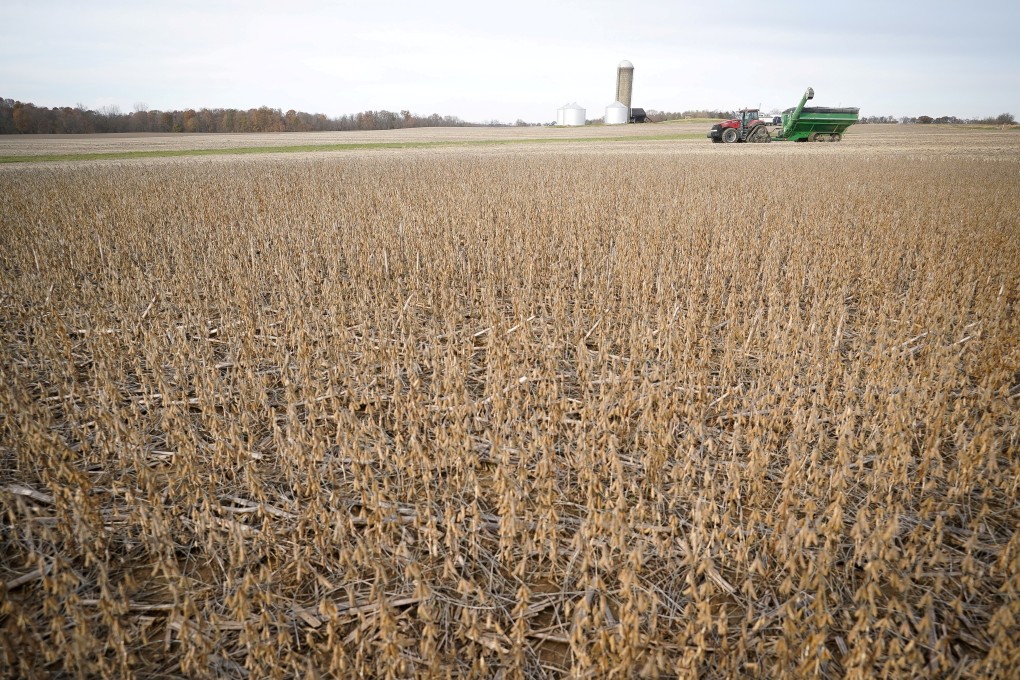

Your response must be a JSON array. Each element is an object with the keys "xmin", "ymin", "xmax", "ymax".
[
  {"xmin": 721, "ymin": 127, "xmax": 739, "ymax": 143},
  {"xmin": 830, "ymin": 133, "xmax": 842, "ymax": 142},
  {"xmin": 807, "ymin": 133, "xmax": 819, "ymax": 142}
]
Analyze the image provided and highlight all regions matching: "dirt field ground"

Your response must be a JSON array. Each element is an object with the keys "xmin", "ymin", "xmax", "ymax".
[
  {"xmin": 0, "ymin": 121, "xmax": 702, "ymax": 157},
  {"xmin": 1, "ymin": 125, "xmax": 1018, "ymax": 678},
  {"xmin": 1, "ymin": 122, "xmax": 1017, "ymax": 162}
]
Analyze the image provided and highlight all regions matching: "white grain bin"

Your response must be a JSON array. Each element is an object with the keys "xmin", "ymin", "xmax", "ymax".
[
  {"xmin": 556, "ymin": 103, "xmax": 570, "ymax": 126},
  {"xmin": 605, "ymin": 101, "xmax": 629, "ymax": 125},
  {"xmin": 562, "ymin": 102, "xmax": 586, "ymax": 126}
]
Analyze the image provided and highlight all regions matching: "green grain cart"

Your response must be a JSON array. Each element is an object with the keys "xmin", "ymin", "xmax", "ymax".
[{"xmin": 779, "ymin": 87, "xmax": 860, "ymax": 142}]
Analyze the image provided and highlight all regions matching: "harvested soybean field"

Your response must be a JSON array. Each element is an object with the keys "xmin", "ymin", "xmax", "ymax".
[{"xmin": 1, "ymin": 128, "xmax": 1019, "ymax": 679}]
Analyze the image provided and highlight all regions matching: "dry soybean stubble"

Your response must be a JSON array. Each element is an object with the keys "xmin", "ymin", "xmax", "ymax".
[{"xmin": 1, "ymin": 137, "xmax": 1018, "ymax": 678}]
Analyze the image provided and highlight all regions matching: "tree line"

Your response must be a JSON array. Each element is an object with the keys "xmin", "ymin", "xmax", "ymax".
[
  {"xmin": 4, "ymin": 96, "xmax": 1013, "ymax": 133},
  {"xmin": 647, "ymin": 111, "xmax": 1016, "ymax": 125},
  {"xmin": 0, "ymin": 98, "xmax": 502, "ymax": 134},
  {"xmin": 859, "ymin": 113, "xmax": 1015, "ymax": 125},
  {"xmin": 583, "ymin": 110, "xmax": 732, "ymax": 124},
  {"xmin": 646, "ymin": 110, "xmax": 732, "ymax": 122}
]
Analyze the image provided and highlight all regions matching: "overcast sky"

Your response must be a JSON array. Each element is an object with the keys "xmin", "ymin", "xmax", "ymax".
[{"xmin": 3, "ymin": 0, "xmax": 1017, "ymax": 123}]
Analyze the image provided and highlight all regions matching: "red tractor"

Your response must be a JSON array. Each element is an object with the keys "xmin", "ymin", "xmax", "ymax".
[{"xmin": 707, "ymin": 109, "xmax": 773, "ymax": 143}]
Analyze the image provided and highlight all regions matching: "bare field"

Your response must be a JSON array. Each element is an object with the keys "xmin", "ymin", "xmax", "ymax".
[
  {"xmin": 1, "ymin": 133, "xmax": 1019, "ymax": 678},
  {"xmin": 0, "ymin": 121, "xmax": 706, "ymax": 158},
  {"xmin": 1, "ymin": 122, "xmax": 1017, "ymax": 162}
]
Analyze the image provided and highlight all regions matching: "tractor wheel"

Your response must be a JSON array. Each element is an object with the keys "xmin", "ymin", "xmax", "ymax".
[
  {"xmin": 721, "ymin": 128, "xmax": 739, "ymax": 143},
  {"xmin": 830, "ymin": 133, "xmax": 842, "ymax": 142},
  {"xmin": 807, "ymin": 133, "xmax": 818, "ymax": 142},
  {"xmin": 749, "ymin": 125, "xmax": 771, "ymax": 143}
]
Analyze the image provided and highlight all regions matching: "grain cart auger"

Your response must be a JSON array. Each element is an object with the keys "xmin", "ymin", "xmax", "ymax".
[{"xmin": 708, "ymin": 87, "xmax": 860, "ymax": 143}]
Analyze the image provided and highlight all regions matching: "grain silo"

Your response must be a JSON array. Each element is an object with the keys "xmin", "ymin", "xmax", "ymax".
[
  {"xmin": 605, "ymin": 101, "xmax": 628, "ymax": 125},
  {"xmin": 556, "ymin": 103, "xmax": 576, "ymax": 125},
  {"xmin": 615, "ymin": 60, "xmax": 634, "ymax": 111},
  {"xmin": 562, "ymin": 102, "xmax": 586, "ymax": 126}
]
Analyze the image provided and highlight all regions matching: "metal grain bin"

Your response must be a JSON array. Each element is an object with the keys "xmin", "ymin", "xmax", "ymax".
[
  {"xmin": 562, "ymin": 102, "xmax": 586, "ymax": 126},
  {"xmin": 605, "ymin": 101, "xmax": 629, "ymax": 125}
]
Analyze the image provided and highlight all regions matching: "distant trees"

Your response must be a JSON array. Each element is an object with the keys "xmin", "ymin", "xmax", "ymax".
[
  {"xmin": 0, "ymin": 97, "xmax": 494, "ymax": 134},
  {"xmin": 644, "ymin": 109, "xmax": 732, "ymax": 122},
  {"xmin": 1, "ymin": 96, "xmax": 1014, "ymax": 134},
  {"xmin": 892, "ymin": 113, "xmax": 1015, "ymax": 126}
]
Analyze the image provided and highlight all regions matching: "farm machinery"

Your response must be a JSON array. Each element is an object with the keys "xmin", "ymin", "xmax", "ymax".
[{"xmin": 708, "ymin": 87, "xmax": 860, "ymax": 143}]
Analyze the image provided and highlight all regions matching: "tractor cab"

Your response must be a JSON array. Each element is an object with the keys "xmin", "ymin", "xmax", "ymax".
[{"xmin": 737, "ymin": 109, "xmax": 762, "ymax": 128}]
